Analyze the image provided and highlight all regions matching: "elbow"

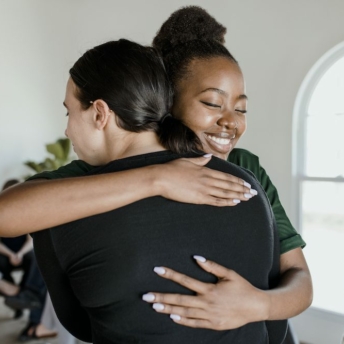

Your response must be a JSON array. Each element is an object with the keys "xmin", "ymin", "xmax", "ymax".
[
  {"xmin": 305, "ymin": 277, "xmax": 313, "ymax": 309},
  {"xmin": 298, "ymin": 268, "xmax": 313, "ymax": 312}
]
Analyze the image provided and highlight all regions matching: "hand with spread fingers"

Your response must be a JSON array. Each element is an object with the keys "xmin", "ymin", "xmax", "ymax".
[{"xmin": 142, "ymin": 256, "xmax": 270, "ymax": 330}]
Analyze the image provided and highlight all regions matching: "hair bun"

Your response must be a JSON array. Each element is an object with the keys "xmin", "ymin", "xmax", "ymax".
[{"xmin": 153, "ymin": 6, "xmax": 226, "ymax": 55}]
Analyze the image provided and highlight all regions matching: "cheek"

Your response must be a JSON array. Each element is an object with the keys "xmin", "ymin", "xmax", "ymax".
[
  {"xmin": 182, "ymin": 110, "xmax": 215, "ymax": 133},
  {"xmin": 237, "ymin": 117, "xmax": 247, "ymax": 137}
]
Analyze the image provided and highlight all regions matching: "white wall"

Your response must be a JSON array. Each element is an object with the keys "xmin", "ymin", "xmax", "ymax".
[
  {"xmin": 0, "ymin": 0, "xmax": 76, "ymax": 184},
  {"xmin": 1, "ymin": 1, "xmax": 344, "ymax": 340}
]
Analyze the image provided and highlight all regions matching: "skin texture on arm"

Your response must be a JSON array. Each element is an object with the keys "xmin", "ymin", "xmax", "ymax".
[
  {"xmin": 0, "ymin": 156, "xmax": 253, "ymax": 237},
  {"xmin": 266, "ymin": 247, "xmax": 312, "ymax": 320}
]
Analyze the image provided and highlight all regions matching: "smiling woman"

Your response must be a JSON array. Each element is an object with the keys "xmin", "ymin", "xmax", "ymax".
[
  {"xmin": 24, "ymin": 38, "xmax": 285, "ymax": 343},
  {"xmin": 172, "ymin": 57, "xmax": 247, "ymax": 160},
  {"xmin": 0, "ymin": 5, "xmax": 310, "ymax": 344}
]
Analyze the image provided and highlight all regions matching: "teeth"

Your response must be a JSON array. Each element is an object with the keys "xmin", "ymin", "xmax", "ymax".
[{"xmin": 207, "ymin": 135, "xmax": 230, "ymax": 145}]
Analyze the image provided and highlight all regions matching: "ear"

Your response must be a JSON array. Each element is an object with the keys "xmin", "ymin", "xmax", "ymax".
[{"xmin": 91, "ymin": 100, "xmax": 112, "ymax": 130}]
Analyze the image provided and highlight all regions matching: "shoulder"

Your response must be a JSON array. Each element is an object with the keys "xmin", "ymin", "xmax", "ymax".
[
  {"xmin": 27, "ymin": 160, "xmax": 95, "ymax": 181},
  {"xmin": 227, "ymin": 148, "xmax": 263, "ymax": 180},
  {"xmin": 228, "ymin": 148, "xmax": 260, "ymax": 166}
]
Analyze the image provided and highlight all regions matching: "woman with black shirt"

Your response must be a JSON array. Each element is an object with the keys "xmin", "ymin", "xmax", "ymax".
[{"xmin": 28, "ymin": 38, "xmax": 286, "ymax": 343}]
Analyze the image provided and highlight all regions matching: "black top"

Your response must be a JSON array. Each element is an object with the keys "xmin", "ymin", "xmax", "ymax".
[
  {"xmin": 33, "ymin": 151, "xmax": 287, "ymax": 344},
  {"xmin": 1, "ymin": 236, "xmax": 26, "ymax": 253}
]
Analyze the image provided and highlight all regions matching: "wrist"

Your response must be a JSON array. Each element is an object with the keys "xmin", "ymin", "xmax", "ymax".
[
  {"xmin": 149, "ymin": 165, "xmax": 166, "ymax": 197},
  {"xmin": 253, "ymin": 289, "xmax": 271, "ymax": 322}
]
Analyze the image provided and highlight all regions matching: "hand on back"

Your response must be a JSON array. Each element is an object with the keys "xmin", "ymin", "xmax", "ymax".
[{"xmin": 160, "ymin": 155, "xmax": 257, "ymax": 207}]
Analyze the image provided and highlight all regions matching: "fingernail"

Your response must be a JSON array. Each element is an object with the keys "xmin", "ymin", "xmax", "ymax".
[
  {"xmin": 203, "ymin": 153, "xmax": 213, "ymax": 158},
  {"xmin": 244, "ymin": 193, "xmax": 253, "ymax": 199},
  {"xmin": 170, "ymin": 314, "xmax": 181, "ymax": 321},
  {"xmin": 233, "ymin": 199, "xmax": 241, "ymax": 204},
  {"xmin": 244, "ymin": 181, "xmax": 251, "ymax": 188},
  {"xmin": 250, "ymin": 189, "xmax": 258, "ymax": 196},
  {"xmin": 142, "ymin": 293, "xmax": 155, "ymax": 302},
  {"xmin": 153, "ymin": 267, "xmax": 166, "ymax": 275},
  {"xmin": 193, "ymin": 255, "xmax": 206, "ymax": 263},
  {"xmin": 153, "ymin": 303, "xmax": 164, "ymax": 311}
]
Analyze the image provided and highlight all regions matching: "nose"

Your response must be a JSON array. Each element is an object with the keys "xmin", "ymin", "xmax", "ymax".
[
  {"xmin": 217, "ymin": 111, "xmax": 238, "ymax": 129},
  {"xmin": 64, "ymin": 129, "xmax": 68, "ymax": 138}
]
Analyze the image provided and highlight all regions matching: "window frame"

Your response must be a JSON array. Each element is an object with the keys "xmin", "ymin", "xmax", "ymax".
[{"xmin": 292, "ymin": 41, "xmax": 344, "ymax": 233}]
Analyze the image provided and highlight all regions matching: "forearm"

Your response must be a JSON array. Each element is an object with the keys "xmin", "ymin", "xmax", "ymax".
[
  {"xmin": 263, "ymin": 266, "xmax": 313, "ymax": 320},
  {"xmin": 0, "ymin": 165, "xmax": 160, "ymax": 237},
  {"xmin": 259, "ymin": 248, "xmax": 313, "ymax": 321}
]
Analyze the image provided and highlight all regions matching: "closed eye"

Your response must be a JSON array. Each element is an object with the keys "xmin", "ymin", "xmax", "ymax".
[
  {"xmin": 235, "ymin": 109, "xmax": 247, "ymax": 114},
  {"xmin": 200, "ymin": 101, "xmax": 221, "ymax": 108},
  {"xmin": 65, "ymin": 112, "xmax": 69, "ymax": 117}
]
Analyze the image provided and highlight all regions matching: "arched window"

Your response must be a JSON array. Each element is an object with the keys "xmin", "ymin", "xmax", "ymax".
[{"xmin": 293, "ymin": 42, "xmax": 344, "ymax": 315}]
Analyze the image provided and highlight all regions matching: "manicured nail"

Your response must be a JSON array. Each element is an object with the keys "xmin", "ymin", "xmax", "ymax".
[
  {"xmin": 250, "ymin": 189, "xmax": 258, "ymax": 196},
  {"xmin": 154, "ymin": 267, "xmax": 166, "ymax": 275},
  {"xmin": 244, "ymin": 193, "xmax": 253, "ymax": 199},
  {"xmin": 193, "ymin": 255, "xmax": 206, "ymax": 263},
  {"xmin": 203, "ymin": 153, "xmax": 213, "ymax": 158},
  {"xmin": 233, "ymin": 199, "xmax": 241, "ymax": 204},
  {"xmin": 244, "ymin": 181, "xmax": 251, "ymax": 188},
  {"xmin": 142, "ymin": 293, "xmax": 155, "ymax": 302},
  {"xmin": 170, "ymin": 314, "xmax": 181, "ymax": 321},
  {"xmin": 153, "ymin": 303, "xmax": 164, "ymax": 311}
]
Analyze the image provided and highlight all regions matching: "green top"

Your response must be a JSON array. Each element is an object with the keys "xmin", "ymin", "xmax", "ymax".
[
  {"xmin": 228, "ymin": 149, "xmax": 305, "ymax": 254},
  {"xmin": 29, "ymin": 148, "xmax": 305, "ymax": 254}
]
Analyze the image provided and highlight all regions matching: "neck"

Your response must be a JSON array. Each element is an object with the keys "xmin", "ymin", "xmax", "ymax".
[{"xmin": 102, "ymin": 130, "xmax": 165, "ymax": 164}]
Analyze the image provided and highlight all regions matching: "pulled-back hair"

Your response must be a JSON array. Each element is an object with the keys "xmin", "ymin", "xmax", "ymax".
[
  {"xmin": 70, "ymin": 39, "xmax": 200, "ymax": 153},
  {"xmin": 153, "ymin": 6, "xmax": 237, "ymax": 92}
]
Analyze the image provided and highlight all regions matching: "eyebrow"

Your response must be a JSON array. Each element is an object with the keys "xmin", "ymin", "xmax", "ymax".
[
  {"xmin": 63, "ymin": 101, "xmax": 68, "ymax": 108},
  {"xmin": 200, "ymin": 88, "xmax": 248, "ymax": 100}
]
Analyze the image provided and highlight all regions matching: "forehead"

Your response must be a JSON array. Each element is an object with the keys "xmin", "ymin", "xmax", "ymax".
[
  {"xmin": 64, "ymin": 78, "xmax": 80, "ymax": 106},
  {"xmin": 179, "ymin": 57, "xmax": 245, "ymax": 97},
  {"xmin": 65, "ymin": 78, "xmax": 75, "ymax": 98}
]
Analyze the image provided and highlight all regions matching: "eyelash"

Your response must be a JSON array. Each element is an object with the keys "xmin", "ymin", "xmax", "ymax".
[
  {"xmin": 65, "ymin": 112, "xmax": 69, "ymax": 117},
  {"xmin": 201, "ymin": 101, "xmax": 247, "ymax": 114},
  {"xmin": 201, "ymin": 101, "xmax": 221, "ymax": 108}
]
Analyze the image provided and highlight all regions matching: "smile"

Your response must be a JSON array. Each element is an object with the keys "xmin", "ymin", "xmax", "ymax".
[
  {"xmin": 203, "ymin": 132, "xmax": 237, "ymax": 156},
  {"xmin": 206, "ymin": 135, "xmax": 231, "ymax": 145}
]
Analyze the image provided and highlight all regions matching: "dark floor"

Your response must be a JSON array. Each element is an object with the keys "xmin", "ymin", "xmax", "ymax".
[{"xmin": 0, "ymin": 297, "xmax": 59, "ymax": 344}]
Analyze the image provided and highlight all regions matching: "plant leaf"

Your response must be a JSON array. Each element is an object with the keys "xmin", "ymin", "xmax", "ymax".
[
  {"xmin": 24, "ymin": 161, "xmax": 41, "ymax": 173},
  {"xmin": 46, "ymin": 143, "xmax": 64, "ymax": 160},
  {"xmin": 57, "ymin": 138, "xmax": 70, "ymax": 160}
]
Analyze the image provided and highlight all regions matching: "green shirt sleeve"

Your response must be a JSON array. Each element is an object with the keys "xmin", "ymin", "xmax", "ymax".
[
  {"xmin": 228, "ymin": 148, "xmax": 306, "ymax": 254},
  {"xmin": 27, "ymin": 160, "xmax": 95, "ymax": 181}
]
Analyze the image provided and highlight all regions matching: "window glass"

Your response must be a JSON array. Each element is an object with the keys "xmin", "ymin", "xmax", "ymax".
[
  {"xmin": 302, "ymin": 181, "xmax": 344, "ymax": 314},
  {"xmin": 305, "ymin": 57, "xmax": 344, "ymax": 177}
]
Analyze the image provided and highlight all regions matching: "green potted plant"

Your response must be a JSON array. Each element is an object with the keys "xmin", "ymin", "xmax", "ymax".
[{"xmin": 25, "ymin": 138, "xmax": 71, "ymax": 174}]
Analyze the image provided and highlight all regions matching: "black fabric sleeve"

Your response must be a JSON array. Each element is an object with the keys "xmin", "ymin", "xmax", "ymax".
[
  {"xmin": 32, "ymin": 230, "xmax": 93, "ymax": 342},
  {"xmin": 265, "ymin": 215, "xmax": 288, "ymax": 343}
]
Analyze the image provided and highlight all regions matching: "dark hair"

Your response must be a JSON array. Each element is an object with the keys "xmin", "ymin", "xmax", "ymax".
[
  {"xmin": 2, "ymin": 179, "xmax": 19, "ymax": 191},
  {"xmin": 69, "ymin": 39, "xmax": 200, "ymax": 153},
  {"xmin": 153, "ymin": 6, "xmax": 237, "ymax": 92}
]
